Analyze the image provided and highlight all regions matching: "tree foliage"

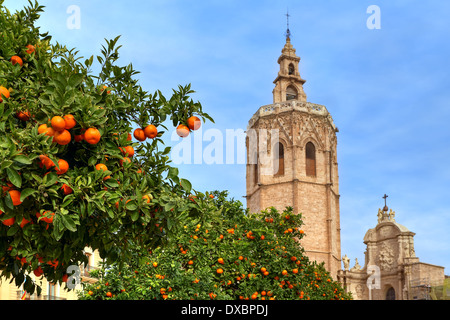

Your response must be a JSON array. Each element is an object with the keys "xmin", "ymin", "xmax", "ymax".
[
  {"xmin": 79, "ymin": 191, "xmax": 352, "ymax": 300},
  {"xmin": 0, "ymin": 0, "xmax": 212, "ymax": 295}
]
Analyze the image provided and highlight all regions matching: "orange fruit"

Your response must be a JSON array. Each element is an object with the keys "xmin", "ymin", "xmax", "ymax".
[
  {"xmin": 84, "ymin": 128, "xmax": 101, "ymax": 144},
  {"xmin": 16, "ymin": 111, "xmax": 30, "ymax": 121},
  {"xmin": 120, "ymin": 157, "xmax": 131, "ymax": 166},
  {"xmin": 11, "ymin": 55, "xmax": 23, "ymax": 66},
  {"xmin": 127, "ymin": 133, "xmax": 132, "ymax": 141},
  {"xmin": 292, "ymin": 268, "xmax": 299, "ymax": 274},
  {"xmin": 176, "ymin": 124, "xmax": 190, "ymax": 138},
  {"xmin": 102, "ymin": 85, "xmax": 111, "ymax": 94},
  {"xmin": 20, "ymin": 218, "xmax": 30, "ymax": 228},
  {"xmin": 106, "ymin": 292, "xmax": 112, "ymax": 297},
  {"xmin": 54, "ymin": 129, "xmax": 71, "ymax": 145},
  {"xmin": 144, "ymin": 124, "xmax": 158, "ymax": 139},
  {"xmin": 218, "ymin": 258, "xmax": 224, "ymax": 264},
  {"xmin": 153, "ymin": 262, "xmax": 158, "ymax": 267},
  {"xmin": 133, "ymin": 128, "xmax": 146, "ymax": 142},
  {"xmin": 38, "ymin": 124, "xmax": 49, "ymax": 134},
  {"xmin": 188, "ymin": 260, "xmax": 194, "ymax": 265},
  {"xmin": 74, "ymin": 134, "xmax": 84, "ymax": 142},
  {"xmin": 39, "ymin": 155, "xmax": 55, "ymax": 170},
  {"xmin": 0, "ymin": 86, "xmax": 10, "ymax": 102},
  {"xmin": 95, "ymin": 163, "xmax": 108, "ymax": 172},
  {"xmin": 2, "ymin": 217, "xmax": 15, "ymax": 226},
  {"xmin": 260, "ymin": 267, "xmax": 267, "ymax": 273},
  {"xmin": 216, "ymin": 268, "xmax": 224, "ymax": 274},
  {"xmin": 61, "ymin": 184, "xmax": 73, "ymax": 195},
  {"xmin": 55, "ymin": 159, "xmax": 69, "ymax": 175},
  {"xmin": 187, "ymin": 116, "xmax": 201, "ymax": 131},
  {"xmin": 38, "ymin": 211, "xmax": 55, "ymax": 223},
  {"xmin": 51, "ymin": 116, "xmax": 66, "ymax": 132},
  {"xmin": 63, "ymin": 114, "xmax": 76, "ymax": 130},
  {"xmin": 26, "ymin": 45, "xmax": 35, "ymax": 54},
  {"xmin": 142, "ymin": 194, "xmax": 152, "ymax": 203},
  {"xmin": 9, "ymin": 190, "xmax": 22, "ymax": 206},
  {"xmin": 281, "ymin": 270, "xmax": 288, "ymax": 276},
  {"xmin": 33, "ymin": 266, "xmax": 44, "ymax": 277},
  {"xmin": 45, "ymin": 126, "xmax": 55, "ymax": 137},
  {"xmin": 121, "ymin": 146, "xmax": 134, "ymax": 157}
]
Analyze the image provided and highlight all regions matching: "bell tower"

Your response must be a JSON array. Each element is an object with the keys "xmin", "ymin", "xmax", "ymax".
[{"xmin": 246, "ymin": 27, "xmax": 342, "ymax": 278}]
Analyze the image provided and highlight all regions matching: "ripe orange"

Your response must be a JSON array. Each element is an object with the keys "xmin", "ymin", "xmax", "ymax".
[
  {"xmin": 133, "ymin": 128, "xmax": 146, "ymax": 142},
  {"xmin": 63, "ymin": 114, "xmax": 76, "ymax": 130},
  {"xmin": 39, "ymin": 155, "xmax": 55, "ymax": 170},
  {"xmin": 120, "ymin": 157, "xmax": 131, "ymax": 166},
  {"xmin": 9, "ymin": 190, "xmax": 22, "ymax": 206},
  {"xmin": 106, "ymin": 292, "xmax": 112, "ymax": 297},
  {"xmin": 187, "ymin": 116, "xmax": 201, "ymax": 131},
  {"xmin": 55, "ymin": 159, "xmax": 69, "ymax": 175},
  {"xmin": 26, "ymin": 44, "xmax": 35, "ymax": 54},
  {"xmin": 11, "ymin": 55, "xmax": 23, "ymax": 66},
  {"xmin": 38, "ymin": 124, "xmax": 49, "ymax": 134},
  {"xmin": 152, "ymin": 262, "xmax": 158, "ymax": 267},
  {"xmin": 292, "ymin": 268, "xmax": 299, "ymax": 274},
  {"xmin": 176, "ymin": 124, "xmax": 190, "ymax": 138},
  {"xmin": 2, "ymin": 217, "xmax": 15, "ymax": 226},
  {"xmin": 216, "ymin": 268, "xmax": 224, "ymax": 274},
  {"xmin": 74, "ymin": 134, "xmax": 84, "ymax": 142},
  {"xmin": 54, "ymin": 129, "xmax": 71, "ymax": 145},
  {"xmin": 20, "ymin": 218, "xmax": 30, "ymax": 228},
  {"xmin": 39, "ymin": 211, "xmax": 55, "ymax": 224},
  {"xmin": 33, "ymin": 266, "xmax": 44, "ymax": 277},
  {"xmin": 0, "ymin": 86, "xmax": 10, "ymax": 102},
  {"xmin": 218, "ymin": 258, "xmax": 224, "ymax": 264},
  {"xmin": 61, "ymin": 184, "xmax": 73, "ymax": 195},
  {"xmin": 121, "ymin": 146, "xmax": 134, "ymax": 157},
  {"xmin": 142, "ymin": 194, "xmax": 152, "ymax": 203},
  {"xmin": 95, "ymin": 163, "xmax": 108, "ymax": 172},
  {"xmin": 144, "ymin": 124, "xmax": 158, "ymax": 139},
  {"xmin": 188, "ymin": 260, "xmax": 194, "ymax": 265},
  {"xmin": 84, "ymin": 128, "xmax": 101, "ymax": 145},
  {"xmin": 51, "ymin": 116, "xmax": 66, "ymax": 132},
  {"xmin": 16, "ymin": 111, "xmax": 30, "ymax": 121},
  {"xmin": 260, "ymin": 267, "xmax": 267, "ymax": 273},
  {"xmin": 281, "ymin": 270, "xmax": 288, "ymax": 276}
]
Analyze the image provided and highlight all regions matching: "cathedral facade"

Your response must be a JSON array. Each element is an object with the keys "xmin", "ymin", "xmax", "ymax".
[{"xmin": 245, "ymin": 35, "xmax": 448, "ymax": 300}]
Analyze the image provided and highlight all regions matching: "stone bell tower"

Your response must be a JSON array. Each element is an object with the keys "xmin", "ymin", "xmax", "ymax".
[{"xmin": 246, "ymin": 30, "xmax": 342, "ymax": 278}]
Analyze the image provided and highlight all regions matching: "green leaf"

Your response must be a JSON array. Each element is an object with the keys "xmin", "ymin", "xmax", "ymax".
[
  {"xmin": 68, "ymin": 73, "xmax": 84, "ymax": 88},
  {"xmin": 7, "ymin": 224, "xmax": 19, "ymax": 236},
  {"xmin": 167, "ymin": 167, "xmax": 179, "ymax": 180},
  {"xmin": 20, "ymin": 188, "xmax": 37, "ymax": 202},
  {"xmin": 6, "ymin": 167, "xmax": 21, "ymax": 188},
  {"xmin": 180, "ymin": 179, "xmax": 192, "ymax": 193},
  {"xmin": 13, "ymin": 155, "xmax": 32, "ymax": 165},
  {"xmin": 0, "ymin": 160, "xmax": 13, "ymax": 171},
  {"xmin": 60, "ymin": 214, "xmax": 77, "ymax": 232},
  {"xmin": 43, "ymin": 172, "xmax": 58, "ymax": 187},
  {"xmin": 104, "ymin": 179, "xmax": 119, "ymax": 188},
  {"xmin": 130, "ymin": 211, "xmax": 139, "ymax": 222}
]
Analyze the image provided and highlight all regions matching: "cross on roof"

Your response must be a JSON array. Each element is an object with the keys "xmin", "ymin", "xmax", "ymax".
[
  {"xmin": 382, "ymin": 194, "xmax": 389, "ymax": 211},
  {"xmin": 285, "ymin": 10, "xmax": 291, "ymax": 40}
]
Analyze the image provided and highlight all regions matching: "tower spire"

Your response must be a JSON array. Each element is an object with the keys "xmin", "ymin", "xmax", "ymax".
[{"xmin": 285, "ymin": 9, "xmax": 291, "ymax": 40}]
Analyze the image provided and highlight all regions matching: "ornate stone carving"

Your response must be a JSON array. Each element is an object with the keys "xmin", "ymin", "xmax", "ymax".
[
  {"xmin": 342, "ymin": 254, "xmax": 350, "ymax": 271},
  {"xmin": 378, "ymin": 243, "xmax": 396, "ymax": 272}
]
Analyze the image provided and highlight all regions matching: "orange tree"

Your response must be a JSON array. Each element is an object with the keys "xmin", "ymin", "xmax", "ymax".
[
  {"xmin": 0, "ymin": 1, "xmax": 212, "ymax": 295},
  {"xmin": 79, "ymin": 191, "xmax": 352, "ymax": 300}
]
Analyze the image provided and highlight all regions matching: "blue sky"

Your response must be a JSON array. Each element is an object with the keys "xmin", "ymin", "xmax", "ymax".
[{"xmin": 4, "ymin": 0, "xmax": 450, "ymax": 274}]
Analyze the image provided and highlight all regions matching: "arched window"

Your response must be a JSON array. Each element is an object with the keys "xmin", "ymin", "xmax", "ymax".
[
  {"xmin": 274, "ymin": 142, "xmax": 284, "ymax": 176},
  {"xmin": 386, "ymin": 287, "xmax": 396, "ymax": 300},
  {"xmin": 288, "ymin": 63, "xmax": 295, "ymax": 75},
  {"xmin": 305, "ymin": 142, "xmax": 316, "ymax": 177},
  {"xmin": 286, "ymin": 85, "xmax": 298, "ymax": 101}
]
